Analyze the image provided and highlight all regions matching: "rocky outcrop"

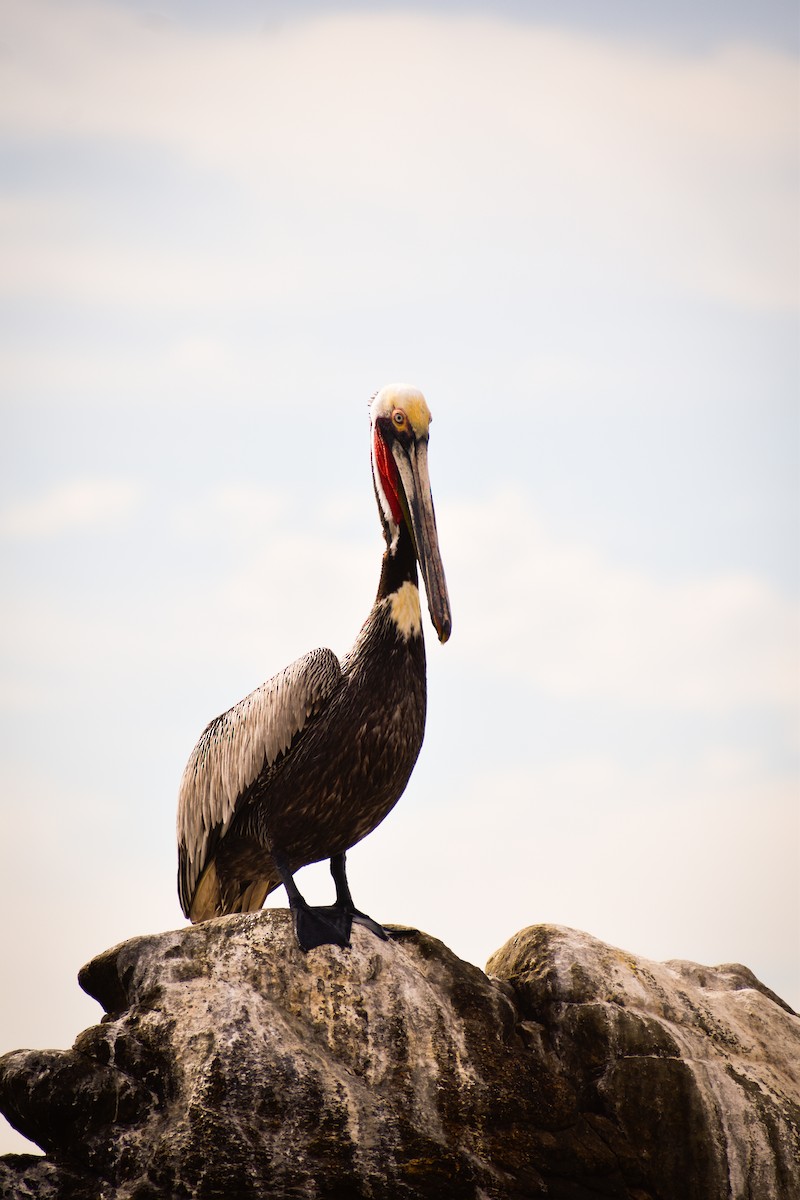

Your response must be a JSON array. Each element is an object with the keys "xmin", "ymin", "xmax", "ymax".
[
  {"xmin": 487, "ymin": 927, "xmax": 800, "ymax": 1200},
  {"xmin": 1, "ymin": 915, "xmax": 797, "ymax": 1199}
]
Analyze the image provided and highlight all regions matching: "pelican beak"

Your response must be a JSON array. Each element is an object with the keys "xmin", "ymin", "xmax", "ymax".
[{"xmin": 392, "ymin": 437, "xmax": 452, "ymax": 643}]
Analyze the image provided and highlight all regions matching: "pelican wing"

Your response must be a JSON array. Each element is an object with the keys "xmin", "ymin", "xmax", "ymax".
[{"xmin": 177, "ymin": 646, "xmax": 342, "ymax": 917}]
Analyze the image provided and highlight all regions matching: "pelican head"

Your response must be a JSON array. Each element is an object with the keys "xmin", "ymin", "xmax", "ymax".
[{"xmin": 370, "ymin": 384, "xmax": 452, "ymax": 644}]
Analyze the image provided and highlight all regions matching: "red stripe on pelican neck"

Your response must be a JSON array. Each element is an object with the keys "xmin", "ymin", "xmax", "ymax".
[{"xmin": 373, "ymin": 427, "xmax": 403, "ymax": 524}]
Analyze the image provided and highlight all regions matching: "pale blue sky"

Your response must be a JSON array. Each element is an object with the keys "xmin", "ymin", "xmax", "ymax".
[
  {"xmin": 109, "ymin": 0, "xmax": 800, "ymax": 51},
  {"xmin": 1, "ymin": 0, "xmax": 798, "ymax": 1155}
]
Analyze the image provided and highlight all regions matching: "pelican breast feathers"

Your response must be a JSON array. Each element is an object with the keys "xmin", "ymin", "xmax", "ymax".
[{"xmin": 177, "ymin": 646, "xmax": 342, "ymax": 915}]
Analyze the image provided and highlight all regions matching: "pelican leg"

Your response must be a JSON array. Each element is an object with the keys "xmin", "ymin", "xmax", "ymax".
[
  {"xmin": 327, "ymin": 852, "xmax": 388, "ymax": 942},
  {"xmin": 273, "ymin": 853, "xmax": 351, "ymax": 952}
]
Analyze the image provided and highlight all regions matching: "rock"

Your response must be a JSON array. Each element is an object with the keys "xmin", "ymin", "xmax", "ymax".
[
  {"xmin": 1, "ymin": 916, "xmax": 797, "ymax": 1199},
  {"xmin": 487, "ymin": 925, "xmax": 800, "ymax": 1200}
]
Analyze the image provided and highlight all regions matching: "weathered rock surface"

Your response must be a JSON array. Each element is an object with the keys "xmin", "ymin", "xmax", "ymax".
[{"xmin": 0, "ymin": 915, "xmax": 797, "ymax": 1199}]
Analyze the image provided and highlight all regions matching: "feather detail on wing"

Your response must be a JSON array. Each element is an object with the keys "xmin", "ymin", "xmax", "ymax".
[{"xmin": 177, "ymin": 646, "xmax": 342, "ymax": 917}]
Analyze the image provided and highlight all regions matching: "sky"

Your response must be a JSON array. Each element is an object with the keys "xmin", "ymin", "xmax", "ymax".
[{"xmin": 1, "ymin": 0, "xmax": 798, "ymax": 1157}]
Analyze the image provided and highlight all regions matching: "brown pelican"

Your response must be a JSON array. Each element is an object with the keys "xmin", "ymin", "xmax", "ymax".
[{"xmin": 177, "ymin": 385, "xmax": 451, "ymax": 951}]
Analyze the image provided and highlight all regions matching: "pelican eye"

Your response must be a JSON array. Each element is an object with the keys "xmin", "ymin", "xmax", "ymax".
[{"xmin": 392, "ymin": 409, "xmax": 407, "ymax": 430}]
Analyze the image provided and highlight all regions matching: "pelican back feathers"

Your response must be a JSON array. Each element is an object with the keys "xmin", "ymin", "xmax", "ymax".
[{"xmin": 177, "ymin": 647, "xmax": 342, "ymax": 921}]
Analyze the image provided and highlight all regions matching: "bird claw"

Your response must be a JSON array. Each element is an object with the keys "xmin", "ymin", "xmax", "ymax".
[
  {"xmin": 350, "ymin": 911, "xmax": 389, "ymax": 941},
  {"xmin": 385, "ymin": 926, "xmax": 419, "ymax": 940}
]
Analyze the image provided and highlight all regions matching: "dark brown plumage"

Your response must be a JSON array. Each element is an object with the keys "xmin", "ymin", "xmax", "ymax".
[{"xmin": 177, "ymin": 385, "xmax": 451, "ymax": 950}]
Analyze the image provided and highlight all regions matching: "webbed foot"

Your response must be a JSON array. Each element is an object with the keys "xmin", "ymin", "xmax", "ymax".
[
  {"xmin": 293, "ymin": 902, "xmax": 352, "ymax": 952},
  {"xmin": 311, "ymin": 904, "xmax": 388, "ymax": 944}
]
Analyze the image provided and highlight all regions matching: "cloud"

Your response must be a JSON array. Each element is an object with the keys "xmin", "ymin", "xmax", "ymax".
[
  {"xmin": 0, "ymin": 2, "xmax": 795, "ymax": 312},
  {"xmin": 0, "ymin": 485, "xmax": 376, "ymax": 709},
  {"xmin": 443, "ymin": 489, "xmax": 799, "ymax": 713},
  {"xmin": 170, "ymin": 484, "xmax": 288, "ymax": 541},
  {"xmin": 160, "ymin": 484, "xmax": 798, "ymax": 722},
  {"xmin": 0, "ymin": 479, "xmax": 141, "ymax": 538},
  {"xmin": 2, "ymin": 481, "xmax": 795, "ymax": 722}
]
